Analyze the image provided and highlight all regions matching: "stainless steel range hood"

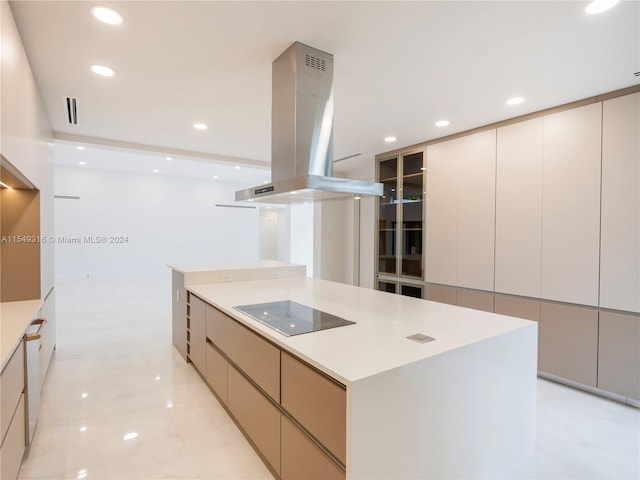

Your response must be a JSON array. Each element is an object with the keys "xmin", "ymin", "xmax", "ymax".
[{"xmin": 235, "ymin": 42, "xmax": 382, "ymax": 204}]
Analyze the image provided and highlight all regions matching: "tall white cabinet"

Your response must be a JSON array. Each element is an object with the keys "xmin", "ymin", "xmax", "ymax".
[
  {"xmin": 456, "ymin": 131, "xmax": 496, "ymax": 291},
  {"xmin": 425, "ymin": 141, "xmax": 458, "ymax": 286},
  {"xmin": 495, "ymin": 118, "xmax": 544, "ymax": 298},
  {"xmin": 541, "ymin": 103, "xmax": 602, "ymax": 306},
  {"xmin": 600, "ymin": 93, "xmax": 640, "ymax": 313},
  {"xmin": 425, "ymin": 130, "xmax": 495, "ymax": 290},
  {"xmin": 384, "ymin": 88, "xmax": 640, "ymax": 403}
]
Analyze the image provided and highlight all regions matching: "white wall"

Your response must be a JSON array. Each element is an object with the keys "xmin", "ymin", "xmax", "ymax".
[
  {"xmin": 335, "ymin": 156, "xmax": 376, "ymax": 288},
  {"xmin": 290, "ymin": 203, "xmax": 313, "ymax": 277},
  {"xmin": 1, "ymin": 0, "xmax": 55, "ymax": 295},
  {"xmin": 54, "ymin": 165, "xmax": 260, "ymax": 277}
]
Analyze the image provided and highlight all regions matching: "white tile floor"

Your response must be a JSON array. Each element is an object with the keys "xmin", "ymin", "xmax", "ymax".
[{"xmin": 18, "ymin": 274, "xmax": 640, "ymax": 480}]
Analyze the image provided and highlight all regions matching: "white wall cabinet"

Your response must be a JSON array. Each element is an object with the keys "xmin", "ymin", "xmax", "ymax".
[
  {"xmin": 600, "ymin": 92, "xmax": 640, "ymax": 313},
  {"xmin": 425, "ymin": 140, "xmax": 458, "ymax": 286},
  {"xmin": 456, "ymin": 130, "xmax": 496, "ymax": 291},
  {"xmin": 495, "ymin": 118, "xmax": 543, "ymax": 298},
  {"xmin": 541, "ymin": 103, "xmax": 602, "ymax": 306}
]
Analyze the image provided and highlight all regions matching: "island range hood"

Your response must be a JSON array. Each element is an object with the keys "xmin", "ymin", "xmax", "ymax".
[{"xmin": 235, "ymin": 42, "xmax": 383, "ymax": 204}]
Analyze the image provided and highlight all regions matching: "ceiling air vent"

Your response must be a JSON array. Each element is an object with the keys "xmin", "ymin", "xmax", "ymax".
[
  {"xmin": 65, "ymin": 97, "xmax": 78, "ymax": 125},
  {"xmin": 304, "ymin": 54, "xmax": 326, "ymax": 72}
]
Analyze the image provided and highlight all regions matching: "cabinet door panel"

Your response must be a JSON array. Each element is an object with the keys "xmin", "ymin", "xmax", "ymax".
[
  {"xmin": 494, "ymin": 295, "xmax": 540, "ymax": 322},
  {"xmin": 281, "ymin": 352, "xmax": 346, "ymax": 465},
  {"xmin": 539, "ymin": 302, "xmax": 598, "ymax": 386},
  {"xmin": 39, "ymin": 289, "xmax": 56, "ymax": 385},
  {"xmin": 171, "ymin": 271, "xmax": 187, "ymax": 360},
  {"xmin": 205, "ymin": 342, "xmax": 228, "ymax": 405},
  {"xmin": 227, "ymin": 365, "xmax": 280, "ymax": 474},
  {"xmin": 456, "ymin": 288, "xmax": 494, "ymax": 313},
  {"xmin": 597, "ymin": 311, "xmax": 639, "ymax": 400},
  {"xmin": 600, "ymin": 93, "xmax": 640, "ymax": 312},
  {"xmin": 495, "ymin": 119, "xmax": 543, "ymax": 297},
  {"xmin": 226, "ymin": 319, "xmax": 280, "ymax": 402},
  {"xmin": 281, "ymin": 415, "xmax": 345, "ymax": 480},
  {"xmin": 425, "ymin": 284, "xmax": 457, "ymax": 306},
  {"xmin": 1, "ymin": 342, "xmax": 25, "ymax": 443},
  {"xmin": 425, "ymin": 140, "xmax": 458, "ymax": 286},
  {"xmin": 189, "ymin": 295, "xmax": 206, "ymax": 375},
  {"xmin": 457, "ymin": 130, "xmax": 496, "ymax": 291},
  {"xmin": 541, "ymin": 103, "xmax": 601, "ymax": 306},
  {"xmin": 206, "ymin": 305, "xmax": 231, "ymax": 354},
  {"xmin": 0, "ymin": 393, "xmax": 26, "ymax": 480}
]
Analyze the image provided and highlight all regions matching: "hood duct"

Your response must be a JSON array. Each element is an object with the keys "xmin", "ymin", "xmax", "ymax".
[{"xmin": 235, "ymin": 42, "xmax": 382, "ymax": 204}]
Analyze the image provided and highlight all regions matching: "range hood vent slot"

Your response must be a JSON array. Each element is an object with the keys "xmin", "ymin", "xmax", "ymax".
[
  {"xmin": 305, "ymin": 54, "xmax": 326, "ymax": 72},
  {"xmin": 65, "ymin": 97, "xmax": 78, "ymax": 125}
]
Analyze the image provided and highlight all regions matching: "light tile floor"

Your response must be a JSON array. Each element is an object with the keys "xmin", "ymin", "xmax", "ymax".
[{"xmin": 18, "ymin": 274, "xmax": 639, "ymax": 480}]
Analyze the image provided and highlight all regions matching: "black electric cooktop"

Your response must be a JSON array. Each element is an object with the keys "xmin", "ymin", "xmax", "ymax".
[{"xmin": 233, "ymin": 300, "xmax": 355, "ymax": 337}]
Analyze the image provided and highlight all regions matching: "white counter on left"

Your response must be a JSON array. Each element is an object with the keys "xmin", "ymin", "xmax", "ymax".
[{"xmin": 0, "ymin": 299, "xmax": 42, "ymax": 370}]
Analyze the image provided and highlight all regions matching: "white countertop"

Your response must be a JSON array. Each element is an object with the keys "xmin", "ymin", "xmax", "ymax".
[
  {"xmin": 188, "ymin": 277, "xmax": 536, "ymax": 385},
  {"xmin": 1, "ymin": 299, "xmax": 42, "ymax": 370},
  {"xmin": 168, "ymin": 260, "xmax": 302, "ymax": 275}
]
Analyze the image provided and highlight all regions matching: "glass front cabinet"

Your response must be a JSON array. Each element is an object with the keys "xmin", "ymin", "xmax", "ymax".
[{"xmin": 376, "ymin": 149, "xmax": 425, "ymax": 298}]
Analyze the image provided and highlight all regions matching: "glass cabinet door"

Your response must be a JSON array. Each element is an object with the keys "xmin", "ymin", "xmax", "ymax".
[
  {"xmin": 401, "ymin": 152, "xmax": 424, "ymax": 278},
  {"xmin": 378, "ymin": 157, "xmax": 398, "ymax": 275}
]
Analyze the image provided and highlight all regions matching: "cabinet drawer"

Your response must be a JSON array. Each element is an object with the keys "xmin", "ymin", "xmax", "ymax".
[
  {"xmin": 539, "ymin": 302, "xmax": 598, "ymax": 386},
  {"xmin": 597, "ymin": 311, "xmax": 640, "ymax": 400},
  {"xmin": 189, "ymin": 295, "xmax": 207, "ymax": 374},
  {"xmin": 457, "ymin": 288, "xmax": 494, "ymax": 313},
  {"xmin": 206, "ymin": 305, "xmax": 231, "ymax": 354},
  {"xmin": 281, "ymin": 352, "xmax": 346, "ymax": 465},
  {"xmin": 0, "ymin": 393, "xmax": 26, "ymax": 480},
  {"xmin": 227, "ymin": 365, "xmax": 280, "ymax": 474},
  {"xmin": 281, "ymin": 414, "xmax": 345, "ymax": 480},
  {"xmin": 494, "ymin": 295, "xmax": 541, "ymax": 322},
  {"xmin": 226, "ymin": 318, "xmax": 280, "ymax": 402},
  {"xmin": 205, "ymin": 342, "xmax": 228, "ymax": 405},
  {"xmin": 1, "ymin": 341, "xmax": 25, "ymax": 443}
]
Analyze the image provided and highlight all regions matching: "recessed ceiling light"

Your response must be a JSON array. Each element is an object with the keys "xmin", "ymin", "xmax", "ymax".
[
  {"xmin": 91, "ymin": 65, "xmax": 115, "ymax": 77},
  {"xmin": 77, "ymin": 146, "xmax": 85, "ymax": 151},
  {"xmin": 213, "ymin": 175, "xmax": 219, "ymax": 179},
  {"xmin": 263, "ymin": 181, "xmax": 269, "ymax": 184},
  {"xmin": 79, "ymin": 161, "xmax": 86, "ymax": 166},
  {"xmin": 165, "ymin": 157, "xmax": 172, "ymax": 161},
  {"xmin": 291, "ymin": 191, "xmax": 298, "ymax": 195},
  {"xmin": 435, "ymin": 120, "xmax": 450, "ymax": 127},
  {"xmin": 123, "ymin": 432, "xmax": 138, "ymax": 441},
  {"xmin": 193, "ymin": 123, "xmax": 207, "ymax": 130},
  {"xmin": 91, "ymin": 6, "xmax": 123, "ymax": 25},
  {"xmin": 506, "ymin": 97, "xmax": 525, "ymax": 106},
  {"xmin": 234, "ymin": 165, "xmax": 240, "ymax": 169},
  {"xmin": 80, "ymin": 426, "xmax": 87, "ymax": 432},
  {"xmin": 153, "ymin": 169, "xmax": 159, "ymax": 173},
  {"xmin": 585, "ymin": 0, "xmax": 619, "ymax": 14},
  {"xmin": 384, "ymin": 136, "xmax": 397, "ymax": 143}
]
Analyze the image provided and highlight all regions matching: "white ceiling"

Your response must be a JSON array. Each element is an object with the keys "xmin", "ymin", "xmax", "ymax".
[
  {"xmin": 10, "ymin": 1, "xmax": 640, "ymax": 172},
  {"xmin": 54, "ymin": 141, "xmax": 270, "ymax": 185}
]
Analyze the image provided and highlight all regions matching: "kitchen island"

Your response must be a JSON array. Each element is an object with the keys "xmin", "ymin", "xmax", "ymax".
[{"xmin": 184, "ymin": 276, "xmax": 537, "ymax": 479}]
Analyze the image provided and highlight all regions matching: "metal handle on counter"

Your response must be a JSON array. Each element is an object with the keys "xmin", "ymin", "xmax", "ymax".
[{"xmin": 26, "ymin": 318, "xmax": 46, "ymax": 341}]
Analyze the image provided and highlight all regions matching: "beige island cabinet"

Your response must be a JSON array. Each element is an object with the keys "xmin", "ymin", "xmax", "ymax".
[{"xmin": 179, "ymin": 275, "xmax": 537, "ymax": 480}]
